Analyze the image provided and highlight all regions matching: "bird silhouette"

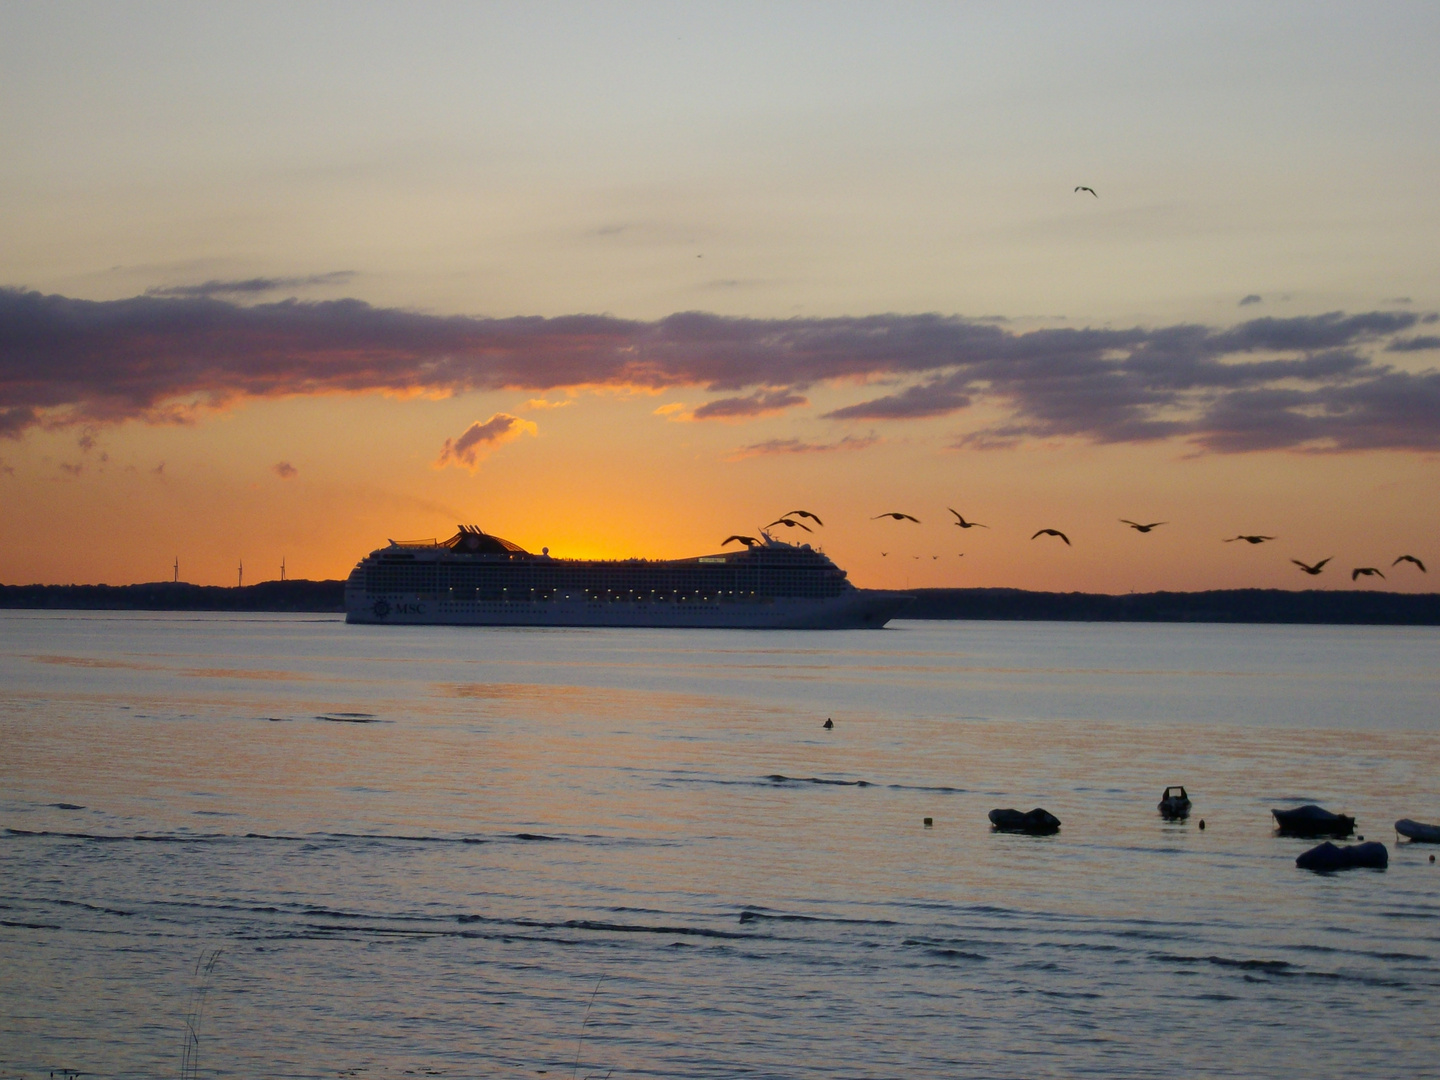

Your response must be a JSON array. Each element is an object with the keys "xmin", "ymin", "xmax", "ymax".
[
  {"xmin": 1032, "ymin": 529, "xmax": 1071, "ymax": 545},
  {"xmin": 948, "ymin": 508, "xmax": 988, "ymax": 529},
  {"xmin": 722, "ymin": 535, "xmax": 758, "ymax": 547},
  {"xmin": 1121, "ymin": 519, "xmax": 1166, "ymax": 533},
  {"xmin": 765, "ymin": 517, "xmax": 812, "ymax": 532},
  {"xmin": 1351, "ymin": 567, "xmax": 1385, "ymax": 581},
  {"xmin": 873, "ymin": 512, "xmax": 920, "ymax": 522},
  {"xmin": 1075, "ymin": 186, "xmax": 1098, "ymax": 197},
  {"xmin": 1291, "ymin": 557, "xmax": 1332, "ymax": 576},
  {"xmin": 880, "ymin": 552, "xmax": 888, "ymax": 557},
  {"xmin": 1393, "ymin": 554, "xmax": 1427, "ymax": 572},
  {"xmin": 1225, "ymin": 535, "xmax": 1274, "ymax": 544},
  {"xmin": 783, "ymin": 510, "xmax": 824, "ymax": 526}
]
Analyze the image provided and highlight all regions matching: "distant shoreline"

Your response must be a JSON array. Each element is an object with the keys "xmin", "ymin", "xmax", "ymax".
[
  {"xmin": 1, "ymin": 580, "xmax": 1437, "ymax": 625},
  {"xmin": 0, "ymin": 580, "xmax": 348, "ymax": 613},
  {"xmin": 903, "ymin": 587, "xmax": 1440, "ymax": 625}
]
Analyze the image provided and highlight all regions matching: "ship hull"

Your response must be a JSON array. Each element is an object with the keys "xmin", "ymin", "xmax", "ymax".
[{"xmin": 345, "ymin": 588, "xmax": 912, "ymax": 629}]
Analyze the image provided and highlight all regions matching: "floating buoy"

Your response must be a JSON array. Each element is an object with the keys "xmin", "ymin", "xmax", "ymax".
[
  {"xmin": 923, "ymin": 817, "xmax": 933, "ymax": 827},
  {"xmin": 1198, "ymin": 819, "xmax": 1206, "ymax": 830},
  {"xmin": 1431, "ymin": 854, "xmax": 1435, "ymax": 863},
  {"xmin": 823, "ymin": 718, "xmax": 833, "ymax": 729}
]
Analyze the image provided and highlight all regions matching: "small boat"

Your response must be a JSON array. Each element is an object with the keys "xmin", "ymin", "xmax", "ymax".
[
  {"xmin": 989, "ymin": 808, "xmax": 1061, "ymax": 835},
  {"xmin": 1296, "ymin": 840, "xmax": 1388, "ymax": 872},
  {"xmin": 1272, "ymin": 805, "xmax": 1355, "ymax": 837},
  {"xmin": 1158, "ymin": 786, "xmax": 1191, "ymax": 819},
  {"xmin": 1395, "ymin": 819, "xmax": 1440, "ymax": 843}
]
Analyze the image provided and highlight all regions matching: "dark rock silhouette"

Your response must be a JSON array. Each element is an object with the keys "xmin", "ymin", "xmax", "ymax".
[
  {"xmin": 1296, "ymin": 841, "xmax": 1387, "ymax": 872},
  {"xmin": 989, "ymin": 808, "xmax": 1061, "ymax": 834}
]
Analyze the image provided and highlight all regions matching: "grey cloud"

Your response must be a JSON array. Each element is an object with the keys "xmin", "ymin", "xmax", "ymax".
[
  {"xmin": 0, "ymin": 406, "xmax": 37, "ymax": 438},
  {"xmin": 1239, "ymin": 294, "xmax": 1263, "ymax": 306},
  {"xmin": 1387, "ymin": 336, "xmax": 1440, "ymax": 352},
  {"xmin": 823, "ymin": 379, "xmax": 971, "ymax": 420},
  {"xmin": 726, "ymin": 434, "xmax": 879, "ymax": 460},
  {"xmin": 691, "ymin": 389, "xmax": 808, "ymax": 420},
  {"xmin": 1, "ymin": 288, "xmax": 1436, "ymax": 453},
  {"xmin": 145, "ymin": 272, "xmax": 354, "ymax": 298}
]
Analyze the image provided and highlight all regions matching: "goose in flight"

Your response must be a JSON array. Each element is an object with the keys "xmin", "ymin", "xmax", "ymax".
[
  {"xmin": 1121, "ymin": 519, "xmax": 1166, "ymax": 533},
  {"xmin": 948, "ymin": 508, "xmax": 988, "ymax": 529},
  {"xmin": 1351, "ymin": 567, "xmax": 1385, "ymax": 581},
  {"xmin": 1291, "ymin": 557, "xmax": 1332, "ymax": 576},
  {"xmin": 873, "ymin": 512, "xmax": 920, "ymax": 523},
  {"xmin": 765, "ymin": 517, "xmax": 812, "ymax": 532},
  {"xmin": 1393, "ymin": 554, "xmax": 1427, "ymax": 572},
  {"xmin": 1225, "ymin": 535, "xmax": 1274, "ymax": 544},
  {"xmin": 783, "ymin": 510, "xmax": 824, "ymax": 526},
  {"xmin": 722, "ymin": 535, "xmax": 758, "ymax": 547},
  {"xmin": 1075, "ymin": 186, "xmax": 1098, "ymax": 197},
  {"xmin": 1032, "ymin": 529, "xmax": 1071, "ymax": 546}
]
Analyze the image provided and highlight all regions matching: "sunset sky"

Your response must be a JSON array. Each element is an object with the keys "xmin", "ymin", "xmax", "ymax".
[{"xmin": 2, "ymin": 2, "xmax": 1437, "ymax": 591}]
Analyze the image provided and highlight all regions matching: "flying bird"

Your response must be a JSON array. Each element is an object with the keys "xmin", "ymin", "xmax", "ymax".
[
  {"xmin": 1121, "ymin": 520, "xmax": 1166, "ymax": 533},
  {"xmin": 1075, "ymin": 186, "xmax": 1098, "ymax": 197},
  {"xmin": 1225, "ymin": 535, "xmax": 1274, "ymax": 544},
  {"xmin": 1351, "ymin": 567, "xmax": 1385, "ymax": 581},
  {"xmin": 873, "ymin": 512, "xmax": 920, "ymax": 523},
  {"xmin": 765, "ymin": 517, "xmax": 812, "ymax": 532},
  {"xmin": 948, "ymin": 508, "xmax": 988, "ymax": 529},
  {"xmin": 1032, "ymin": 529, "xmax": 1071, "ymax": 546},
  {"xmin": 1393, "ymin": 554, "xmax": 1427, "ymax": 572},
  {"xmin": 783, "ymin": 510, "xmax": 824, "ymax": 526},
  {"xmin": 880, "ymin": 552, "xmax": 889, "ymax": 557},
  {"xmin": 1291, "ymin": 557, "xmax": 1332, "ymax": 576},
  {"xmin": 722, "ymin": 535, "xmax": 758, "ymax": 547}
]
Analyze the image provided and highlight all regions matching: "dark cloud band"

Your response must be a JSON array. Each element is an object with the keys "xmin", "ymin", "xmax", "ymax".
[{"xmin": 1, "ymin": 287, "xmax": 1436, "ymax": 453}]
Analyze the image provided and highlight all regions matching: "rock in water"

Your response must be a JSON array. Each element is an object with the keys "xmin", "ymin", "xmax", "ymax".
[
  {"xmin": 988, "ymin": 807, "xmax": 1061, "ymax": 834},
  {"xmin": 1296, "ymin": 841, "xmax": 1388, "ymax": 872}
]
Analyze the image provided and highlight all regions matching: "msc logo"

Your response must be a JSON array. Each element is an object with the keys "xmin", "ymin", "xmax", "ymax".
[
  {"xmin": 372, "ymin": 599, "xmax": 391, "ymax": 618},
  {"xmin": 394, "ymin": 603, "xmax": 426, "ymax": 615}
]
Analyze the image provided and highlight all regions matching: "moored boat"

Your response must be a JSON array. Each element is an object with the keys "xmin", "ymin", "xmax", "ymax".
[
  {"xmin": 1272, "ymin": 804, "xmax": 1355, "ymax": 837},
  {"xmin": 1394, "ymin": 818, "xmax": 1440, "ymax": 843},
  {"xmin": 1158, "ymin": 786, "xmax": 1191, "ymax": 819}
]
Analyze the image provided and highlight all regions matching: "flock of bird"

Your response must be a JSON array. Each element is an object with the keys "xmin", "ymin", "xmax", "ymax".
[
  {"xmin": 715, "ymin": 187, "xmax": 1426, "ymax": 583},
  {"xmin": 721, "ymin": 510, "xmax": 1427, "ymax": 584}
]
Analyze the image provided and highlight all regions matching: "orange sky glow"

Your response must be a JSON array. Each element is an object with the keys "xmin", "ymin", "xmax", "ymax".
[{"xmin": 2, "ymin": 6, "xmax": 1437, "ymax": 592}]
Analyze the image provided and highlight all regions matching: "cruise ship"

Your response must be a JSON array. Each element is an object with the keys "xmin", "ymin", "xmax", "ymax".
[{"xmin": 344, "ymin": 526, "xmax": 911, "ymax": 628}]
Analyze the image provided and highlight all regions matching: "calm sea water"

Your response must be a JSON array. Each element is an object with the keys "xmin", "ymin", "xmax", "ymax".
[{"xmin": 2, "ymin": 611, "xmax": 1438, "ymax": 1080}]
